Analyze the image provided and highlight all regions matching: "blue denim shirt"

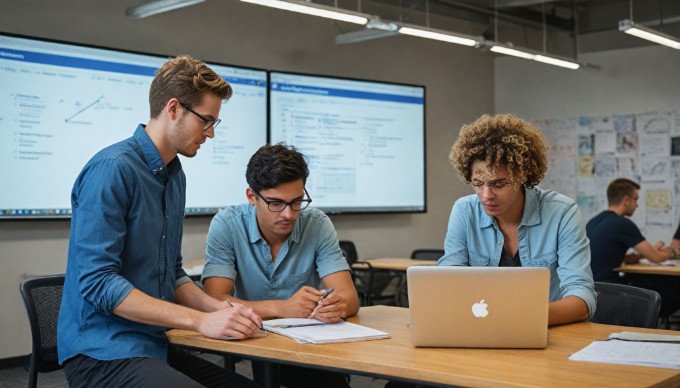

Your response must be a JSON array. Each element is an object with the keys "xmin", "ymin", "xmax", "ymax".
[
  {"xmin": 439, "ymin": 187, "xmax": 596, "ymax": 318},
  {"xmin": 58, "ymin": 125, "xmax": 192, "ymax": 364},
  {"xmin": 202, "ymin": 204, "xmax": 349, "ymax": 300}
]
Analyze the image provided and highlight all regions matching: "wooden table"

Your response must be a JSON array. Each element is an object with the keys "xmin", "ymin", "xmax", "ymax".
[
  {"xmin": 614, "ymin": 261, "xmax": 680, "ymax": 276},
  {"xmin": 166, "ymin": 306, "xmax": 680, "ymax": 388}
]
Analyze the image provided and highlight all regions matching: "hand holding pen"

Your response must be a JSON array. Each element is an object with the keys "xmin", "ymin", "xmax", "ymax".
[{"xmin": 309, "ymin": 287, "xmax": 346, "ymax": 323}]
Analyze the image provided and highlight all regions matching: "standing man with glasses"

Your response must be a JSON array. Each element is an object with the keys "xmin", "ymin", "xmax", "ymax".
[
  {"xmin": 58, "ymin": 55, "xmax": 262, "ymax": 388},
  {"xmin": 202, "ymin": 143, "xmax": 359, "ymax": 388},
  {"xmin": 439, "ymin": 114, "xmax": 596, "ymax": 326}
]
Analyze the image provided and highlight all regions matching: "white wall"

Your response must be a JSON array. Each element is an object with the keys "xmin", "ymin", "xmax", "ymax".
[
  {"xmin": 495, "ymin": 45, "xmax": 680, "ymax": 243},
  {"xmin": 0, "ymin": 0, "xmax": 493, "ymax": 359}
]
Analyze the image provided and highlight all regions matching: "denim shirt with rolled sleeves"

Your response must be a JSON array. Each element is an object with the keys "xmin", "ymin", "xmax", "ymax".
[
  {"xmin": 58, "ymin": 125, "xmax": 192, "ymax": 365},
  {"xmin": 439, "ymin": 186, "xmax": 596, "ymax": 319}
]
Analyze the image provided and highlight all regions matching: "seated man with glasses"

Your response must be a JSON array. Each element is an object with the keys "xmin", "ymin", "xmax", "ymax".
[
  {"xmin": 201, "ymin": 143, "xmax": 359, "ymax": 388},
  {"xmin": 439, "ymin": 114, "xmax": 596, "ymax": 326}
]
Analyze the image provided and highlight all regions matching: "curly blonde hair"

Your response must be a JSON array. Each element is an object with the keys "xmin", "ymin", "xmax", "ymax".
[{"xmin": 449, "ymin": 114, "xmax": 548, "ymax": 188}]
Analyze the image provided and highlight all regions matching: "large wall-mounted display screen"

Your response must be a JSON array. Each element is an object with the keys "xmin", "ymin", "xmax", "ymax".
[
  {"xmin": 269, "ymin": 71, "xmax": 426, "ymax": 214},
  {"xmin": 0, "ymin": 33, "xmax": 267, "ymax": 219}
]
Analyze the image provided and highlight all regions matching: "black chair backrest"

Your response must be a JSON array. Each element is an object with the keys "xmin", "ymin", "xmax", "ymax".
[
  {"xmin": 411, "ymin": 249, "xmax": 444, "ymax": 261},
  {"xmin": 590, "ymin": 282, "xmax": 661, "ymax": 329},
  {"xmin": 339, "ymin": 240, "xmax": 359, "ymax": 266},
  {"xmin": 20, "ymin": 274, "xmax": 66, "ymax": 387}
]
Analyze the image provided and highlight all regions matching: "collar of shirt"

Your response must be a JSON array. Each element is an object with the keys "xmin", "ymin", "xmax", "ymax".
[
  {"xmin": 133, "ymin": 124, "xmax": 181, "ymax": 178},
  {"xmin": 478, "ymin": 187, "xmax": 542, "ymax": 229}
]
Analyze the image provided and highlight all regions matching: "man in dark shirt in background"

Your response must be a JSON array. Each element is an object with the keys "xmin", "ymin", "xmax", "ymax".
[{"xmin": 587, "ymin": 178, "xmax": 680, "ymax": 319}]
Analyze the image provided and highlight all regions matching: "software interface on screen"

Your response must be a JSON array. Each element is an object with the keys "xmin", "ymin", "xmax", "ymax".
[
  {"xmin": 269, "ymin": 72, "xmax": 426, "ymax": 213},
  {"xmin": 0, "ymin": 34, "xmax": 267, "ymax": 218}
]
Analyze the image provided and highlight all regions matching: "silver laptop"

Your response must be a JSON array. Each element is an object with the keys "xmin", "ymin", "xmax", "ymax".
[{"xmin": 407, "ymin": 266, "xmax": 549, "ymax": 348}]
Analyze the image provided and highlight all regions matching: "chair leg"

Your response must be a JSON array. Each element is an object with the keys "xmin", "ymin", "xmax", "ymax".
[{"xmin": 28, "ymin": 355, "xmax": 38, "ymax": 388}]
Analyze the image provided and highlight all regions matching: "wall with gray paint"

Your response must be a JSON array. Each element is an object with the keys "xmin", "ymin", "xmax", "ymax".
[{"xmin": 0, "ymin": 0, "xmax": 493, "ymax": 359}]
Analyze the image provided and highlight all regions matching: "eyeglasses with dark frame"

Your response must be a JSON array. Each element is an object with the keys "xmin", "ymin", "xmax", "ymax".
[
  {"xmin": 470, "ymin": 180, "xmax": 513, "ymax": 193},
  {"xmin": 179, "ymin": 102, "xmax": 221, "ymax": 131},
  {"xmin": 254, "ymin": 188, "xmax": 312, "ymax": 212}
]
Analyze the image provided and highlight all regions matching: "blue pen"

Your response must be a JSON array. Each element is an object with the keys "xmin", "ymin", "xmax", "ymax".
[{"xmin": 320, "ymin": 287, "xmax": 335, "ymax": 300}]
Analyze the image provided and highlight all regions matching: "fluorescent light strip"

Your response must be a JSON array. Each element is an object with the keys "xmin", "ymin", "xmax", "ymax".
[
  {"xmin": 241, "ymin": 0, "xmax": 368, "ymax": 25},
  {"xmin": 399, "ymin": 26, "xmax": 477, "ymax": 47},
  {"xmin": 619, "ymin": 19, "xmax": 680, "ymax": 50},
  {"xmin": 490, "ymin": 45, "xmax": 536, "ymax": 60},
  {"xmin": 126, "ymin": 0, "xmax": 205, "ymax": 18},
  {"xmin": 534, "ymin": 55, "xmax": 580, "ymax": 70},
  {"xmin": 490, "ymin": 43, "xmax": 580, "ymax": 70}
]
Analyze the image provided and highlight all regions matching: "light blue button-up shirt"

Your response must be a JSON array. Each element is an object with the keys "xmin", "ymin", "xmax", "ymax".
[
  {"xmin": 202, "ymin": 204, "xmax": 349, "ymax": 300},
  {"xmin": 439, "ymin": 187, "xmax": 596, "ymax": 318},
  {"xmin": 58, "ymin": 125, "xmax": 191, "ymax": 364}
]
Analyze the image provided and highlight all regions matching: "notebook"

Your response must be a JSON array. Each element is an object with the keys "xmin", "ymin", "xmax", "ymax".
[{"xmin": 407, "ymin": 266, "xmax": 550, "ymax": 348}]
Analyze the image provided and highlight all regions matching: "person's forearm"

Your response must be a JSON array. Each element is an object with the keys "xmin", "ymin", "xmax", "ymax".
[
  {"xmin": 174, "ymin": 282, "xmax": 222, "ymax": 312},
  {"xmin": 646, "ymin": 247, "xmax": 672, "ymax": 263},
  {"xmin": 113, "ymin": 288, "xmax": 203, "ymax": 331},
  {"xmin": 548, "ymin": 296, "xmax": 589, "ymax": 326},
  {"xmin": 338, "ymin": 288, "xmax": 360, "ymax": 317},
  {"xmin": 220, "ymin": 296, "xmax": 283, "ymax": 319}
]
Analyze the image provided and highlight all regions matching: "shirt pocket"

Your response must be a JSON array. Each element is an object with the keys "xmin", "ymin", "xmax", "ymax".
[
  {"xmin": 525, "ymin": 251, "xmax": 558, "ymax": 270},
  {"xmin": 468, "ymin": 250, "xmax": 492, "ymax": 266},
  {"xmin": 283, "ymin": 268, "xmax": 315, "ymax": 290}
]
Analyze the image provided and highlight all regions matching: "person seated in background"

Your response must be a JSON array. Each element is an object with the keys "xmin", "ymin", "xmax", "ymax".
[
  {"xmin": 201, "ymin": 143, "xmax": 359, "ymax": 388},
  {"xmin": 586, "ymin": 178, "xmax": 672, "ymax": 282},
  {"xmin": 672, "ymin": 222, "xmax": 680, "ymax": 258},
  {"xmin": 587, "ymin": 178, "xmax": 680, "ymax": 318},
  {"xmin": 439, "ymin": 113, "xmax": 596, "ymax": 326}
]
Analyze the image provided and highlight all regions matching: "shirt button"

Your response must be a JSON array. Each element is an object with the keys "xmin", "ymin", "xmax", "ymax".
[
  {"xmin": 162, "ymin": 235, "xmax": 166, "ymax": 239},
  {"xmin": 497, "ymin": 241, "xmax": 502, "ymax": 245}
]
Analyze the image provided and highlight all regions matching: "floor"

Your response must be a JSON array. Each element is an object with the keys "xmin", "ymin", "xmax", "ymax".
[{"xmin": 0, "ymin": 353, "xmax": 389, "ymax": 388}]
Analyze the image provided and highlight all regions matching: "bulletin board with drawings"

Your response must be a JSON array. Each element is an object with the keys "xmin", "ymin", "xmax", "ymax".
[{"xmin": 533, "ymin": 110, "xmax": 680, "ymax": 245}]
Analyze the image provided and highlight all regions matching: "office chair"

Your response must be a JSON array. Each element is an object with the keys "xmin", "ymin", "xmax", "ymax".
[
  {"xmin": 339, "ymin": 240, "xmax": 398, "ymax": 306},
  {"xmin": 410, "ymin": 249, "xmax": 445, "ymax": 261},
  {"xmin": 19, "ymin": 274, "xmax": 66, "ymax": 388},
  {"xmin": 589, "ymin": 282, "xmax": 661, "ymax": 329}
]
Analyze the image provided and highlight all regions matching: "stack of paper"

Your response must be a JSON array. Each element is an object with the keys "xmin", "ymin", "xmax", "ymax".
[
  {"xmin": 569, "ymin": 332, "xmax": 680, "ymax": 369},
  {"xmin": 263, "ymin": 318, "xmax": 390, "ymax": 344}
]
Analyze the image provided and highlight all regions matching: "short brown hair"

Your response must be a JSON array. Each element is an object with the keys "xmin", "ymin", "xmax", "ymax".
[
  {"xmin": 149, "ymin": 55, "xmax": 232, "ymax": 118},
  {"xmin": 606, "ymin": 178, "xmax": 640, "ymax": 205},
  {"xmin": 246, "ymin": 143, "xmax": 309, "ymax": 192},
  {"xmin": 449, "ymin": 114, "xmax": 548, "ymax": 188}
]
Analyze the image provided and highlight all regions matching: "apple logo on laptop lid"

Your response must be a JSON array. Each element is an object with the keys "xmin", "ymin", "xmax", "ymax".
[{"xmin": 471, "ymin": 299, "xmax": 489, "ymax": 318}]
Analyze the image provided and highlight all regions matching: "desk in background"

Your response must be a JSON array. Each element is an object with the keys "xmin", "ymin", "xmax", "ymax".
[
  {"xmin": 166, "ymin": 306, "xmax": 680, "ymax": 388},
  {"xmin": 351, "ymin": 258, "xmax": 437, "ymax": 306},
  {"xmin": 352, "ymin": 257, "xmax": 438, "ymax": 271},
  {"xmin": 183, "ymin": 260, "xmax": 205, "ymax": 281},
  {"xmin": 615, "ymin": 260, "xmax": 680, "ymax": 276}
]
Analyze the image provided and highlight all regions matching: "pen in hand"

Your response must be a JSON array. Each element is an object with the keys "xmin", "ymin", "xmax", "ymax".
[
  {"xmin": 320, "ymin": 287, "xmax": 334, "ymax": 301},
  {"xmin": 225, "ymin": 298, "xmax": 265, "ymax": 332}
]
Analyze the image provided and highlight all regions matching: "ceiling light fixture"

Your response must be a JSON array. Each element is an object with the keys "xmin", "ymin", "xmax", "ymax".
[
  {"xmin": 125, "ymin": 0, "xmax": 205, "ymax": 18},
  {"xmin": 240, "ymin": 0, "xmax": 368, "ymax": 25},
  {"xmin": 335, "ymin": 17, "xmax": 400, "ymax": 45},
  {"xmin": 488, "ymin": 42, "xmax": 581, "ymax": 70},
  {"xmin": 398, "ymin": 25, "xmax": 478, "ymax": 47},
  {"xmin": 489, "ymin": 44, "xmax": 536, "ymax": 60},
  {"xmin": 619, "ymin": 19, "xmax": 680, "ymax": 50}
]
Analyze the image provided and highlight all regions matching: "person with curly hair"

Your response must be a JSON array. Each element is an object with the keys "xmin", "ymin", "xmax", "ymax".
[{"xmin": 440, "ymin": 113, "xmax": 596, "ymax": 326}]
